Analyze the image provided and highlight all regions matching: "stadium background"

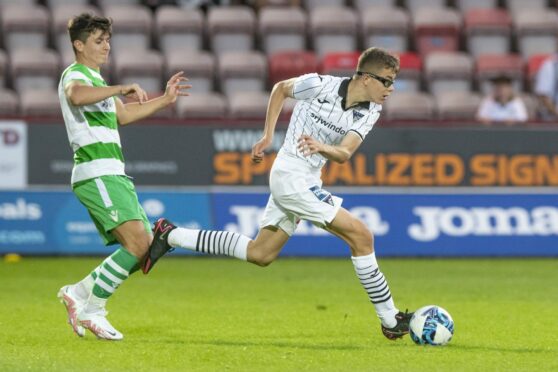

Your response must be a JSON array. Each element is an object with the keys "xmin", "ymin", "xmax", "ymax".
[
  {"xmin": 0, "ymin": 1, "xmax": 557, "ymax": 371},
  {"xmin": 1, "ymin": 0, "xmax": 557, "ymax": 257}
]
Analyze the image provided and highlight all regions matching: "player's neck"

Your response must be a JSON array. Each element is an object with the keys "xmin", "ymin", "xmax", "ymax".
[
  {"xmin": 345, "ymin": 79, "xmax": 368, "ymax": 109},
  {"xmin": 75, "ymin": 55, "xmax": 100, "ymax": 71}
]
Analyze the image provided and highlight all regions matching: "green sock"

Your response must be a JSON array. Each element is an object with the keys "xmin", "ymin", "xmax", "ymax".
[{"xmin": 90, "ymin": 248, "xmax": 139, "ymax": 300}]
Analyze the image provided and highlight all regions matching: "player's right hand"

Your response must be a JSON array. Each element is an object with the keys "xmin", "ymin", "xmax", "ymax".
[
  {"xmin": 251, "ymin": 137, "xmax": 271, "ymax": 163},
  {"xmin": 120, "ymin": 83, "xmax": 148, "ymax": 104}
]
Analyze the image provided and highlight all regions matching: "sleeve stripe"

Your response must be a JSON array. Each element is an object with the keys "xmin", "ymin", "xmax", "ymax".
[
  {"xmin": 294, "ymin": 84, "xmax": 322, "ymax": 95},
  {"xmin": 348, "ymin": 129, "xmax": 364, "ymax": 141}
]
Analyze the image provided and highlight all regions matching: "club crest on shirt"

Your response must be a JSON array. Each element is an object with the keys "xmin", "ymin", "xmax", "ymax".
[
  {"xmin": 309, "ymin": 185, "xmax": 334, "ymax": 206},
  {"xmin": 353, "ymin": 110, "xmax": 364, "ymax": 122},
  {"xmin": 101, "ymin": 98, "xmax": 113, "ymax": 111}
]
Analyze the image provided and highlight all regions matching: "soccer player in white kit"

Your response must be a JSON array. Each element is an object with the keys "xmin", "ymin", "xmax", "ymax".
[{"xmin": 144, "ymin": 47, "xmax": 413, "ymax": 340}]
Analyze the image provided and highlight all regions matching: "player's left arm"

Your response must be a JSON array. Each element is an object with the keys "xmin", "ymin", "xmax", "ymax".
[
  {"xmin": 115, "ymin": 71, "xmax": 191, "ymax": 126},
  {"xmin": 298, "ymin": 131, "xmax": 362, "ymax": 163}
]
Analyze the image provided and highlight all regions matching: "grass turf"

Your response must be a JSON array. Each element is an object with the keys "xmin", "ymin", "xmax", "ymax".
[{"xmin": 0, "ymin": 257, "xmax": 556, "ymax": 371}]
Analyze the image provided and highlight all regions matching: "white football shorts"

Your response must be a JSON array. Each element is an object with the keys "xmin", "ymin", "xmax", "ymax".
[{"xmin": 260, "ymin": 153, "xmax": 343, "ymax": 236}]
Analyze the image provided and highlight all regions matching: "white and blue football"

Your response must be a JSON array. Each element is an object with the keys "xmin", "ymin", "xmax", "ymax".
[{"xmin": 409, "ymin": 305, "xmax": 454, "ymax": 346}]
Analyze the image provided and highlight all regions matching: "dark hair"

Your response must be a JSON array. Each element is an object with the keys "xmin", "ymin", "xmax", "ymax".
[
  {"xmin": 67, "ymin": 13, "xmax": 112, "ymax": 54},
  {"xmin": 357, "ymin": 47, "xmax": 400, "ymax": 74}
]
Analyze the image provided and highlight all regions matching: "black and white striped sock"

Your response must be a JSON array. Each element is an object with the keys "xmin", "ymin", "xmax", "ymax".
[
  {"xmin": 168, "ymin": 228, "xmax": 250, "ymax": 261},
  {"xmin": 352, "ymin": 253, "xmax": 399, "ymax": 328}
]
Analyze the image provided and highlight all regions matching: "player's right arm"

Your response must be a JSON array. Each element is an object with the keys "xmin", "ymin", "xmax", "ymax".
[
  {"xmin": 251, "ymin": 77, "xmax": 296, "ymax": 163},
  {"xmin": 65, "ymin": 81, "xmax": 148, "ymax": 107}
]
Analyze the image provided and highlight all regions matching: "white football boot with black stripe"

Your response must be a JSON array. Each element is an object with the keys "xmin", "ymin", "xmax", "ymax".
[{"xmin": 78, "ymin": 308, "xmax": 123, "ymax": 341}]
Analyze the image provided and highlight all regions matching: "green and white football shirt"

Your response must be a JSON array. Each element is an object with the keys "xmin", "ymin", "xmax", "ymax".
[{"xmin": 58, "ymin": 63, "xmax": 124, "ymax": 184}]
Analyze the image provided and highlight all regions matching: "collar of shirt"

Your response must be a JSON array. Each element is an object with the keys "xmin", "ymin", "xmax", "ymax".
[{"xmin": 338, "ymin": 77, "xmax": 370, "ymax": 111}]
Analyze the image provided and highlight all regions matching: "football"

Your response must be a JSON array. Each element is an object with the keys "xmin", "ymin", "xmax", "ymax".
[{"xmin": 409, "ymin": 305, "xmax": 454, "ymax": 346}]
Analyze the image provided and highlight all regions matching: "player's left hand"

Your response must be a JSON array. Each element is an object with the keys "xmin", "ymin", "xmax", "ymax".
[
  {"xmin": 298, "ymin": 135, "xmax": 323, "ymax": 157},
  {"xmin": 164, "ymin": 71, "xmax": 191, "ymax": 103}
]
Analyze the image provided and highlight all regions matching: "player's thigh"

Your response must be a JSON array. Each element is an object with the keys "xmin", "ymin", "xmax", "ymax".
[
  {"xmin": 112, "ymin": 220, "xmax": 152, "ymax": 258},
  {"xmin": 73, "ymin": 175, "xmax": 151, "ymax": 248},
  {"xmin": 326, "ymin": 207, "xmax": 373, "ymax": 255}
]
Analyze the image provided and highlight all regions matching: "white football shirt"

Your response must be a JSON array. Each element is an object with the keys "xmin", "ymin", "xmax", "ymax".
[{"xmin": 279, "ymin": 73, "xmax": 382, "ymax": 169}]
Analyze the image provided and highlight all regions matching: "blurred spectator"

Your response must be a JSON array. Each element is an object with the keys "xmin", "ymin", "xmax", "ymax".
[
  {"xmin": 534, "ymin": 54, "xmax": 558, "ymax": 120},
  {"xmin": 476, "ymin": 75, "xmax": 527, "ymax": 125}
]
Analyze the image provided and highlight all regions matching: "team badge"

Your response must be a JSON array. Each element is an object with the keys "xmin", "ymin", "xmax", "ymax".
[{"xmin": 353, "ymin": 110, "xmax": 364, "ymax": 122}]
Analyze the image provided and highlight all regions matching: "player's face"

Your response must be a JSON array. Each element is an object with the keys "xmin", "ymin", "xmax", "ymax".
[
  {"xmin": 80, "ymin": 29, "xmax": 111, "ymax": 66},
  {"xmin": 363, "ymin": 67, "xmax": 396, "ymax": 104}
]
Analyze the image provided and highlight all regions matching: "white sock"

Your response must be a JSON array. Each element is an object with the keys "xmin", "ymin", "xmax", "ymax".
[
  {"xmin": 169, "ymin": 228, "xmax": 249, "ymax": 261},
  {"xmin": 74, "ymin": 267, "xmax": 100, "ymax": 301},
  {"xmin": 352, "ymin": 252, "xmax": 399, "ymax": 328},
  {"xmin": 85, "ymin": 294, "xmax": 107, "ymax": 313}
]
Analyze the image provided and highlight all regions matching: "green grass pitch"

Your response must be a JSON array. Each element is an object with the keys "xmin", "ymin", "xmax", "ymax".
[{"xmin": 1, "ymin": 257, "xmax": 557, "ymax": 371}]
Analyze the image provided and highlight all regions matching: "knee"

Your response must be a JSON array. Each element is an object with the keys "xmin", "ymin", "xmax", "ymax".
[{"xmin": 352, "ymin": 223, "xmax": 374, "ymax": 256}]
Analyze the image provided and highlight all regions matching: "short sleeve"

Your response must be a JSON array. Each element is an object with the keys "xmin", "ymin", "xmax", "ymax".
[
  {"xmin": 62, "ymin": 70, "xmax": 92, "ymax": 89},
  {"xmin": 348, "ymin": 111, "xmax": 380, "ymax": 140},
  {"xmin": 534, "ymin": 59, "xmax": 554, "ymax": 97},
  {"xmin": 292, "ymin": 73, "xmax": 324, "ymax": 100}
]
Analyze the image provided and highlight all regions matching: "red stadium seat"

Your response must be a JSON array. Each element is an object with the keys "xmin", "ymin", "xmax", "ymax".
[
  {"xmin": 465, "ymin": 9, "xmax": 512, "ymax": 58},
  {"xmin": 10, "ymin": 49, "xmax": 60, "ymax": 94},
  {"xmin": 353, "ymin": 0, "xmax": 397, "ymax": 11},
  {"xmin": 360, "ymin": 7, "xmax": 410, "ymax": 53},
  {"xmin": 208, "ymin": 6, "xmax": 256, "ymax": 56},
  {"xmin": 0, "ymin": 89, "xmax": 19, "ymax": 116},
  {"xmin": 51, "ymin": 4, "xmax": 101, "ymax": 55},
  {"xmin": 395, "ymin": 52, "xmax": 422, "ymax": 92},
  {"xmin": 424, "ymin": 52, "xmax": 474, "ymax": 97},
  {"xmin": 0, "ymin": 5, "xmax": 50, "ymax": 52},
  {"xmin": 155, "ymin": 6, "xmax": 204, "ymax": 54},
  {"xmin": 112, "ymin": 49, "xmax": 164, "ymax": 93},
  {"xmin": 104, "ymin": 5, "xmax": 153, "ymax": 51},
  {"xmin": 384, "ymin": 91, "xmax": 436, "ymax": 120},
  {"xmin": 476, "ymin": 54, "xmax": 523, "ymax": 94},
  {"xmin": 269, "ymin": 51, "xmax": 318, "ymax": 85},
  {"xmin": 514, "ymin": 10, "xmax": 558, "ymax": 58},
  {"xmin": 455, "ymin": 0, "xmax": 498, "ymax": 12},
  {"xmin": 436, "ymin": 91, "xmax": 482, "ymax": 120},
  {"xmin": 20, "ymin": 89, "xmax": 61, "ymax": 117},
  {"xmin": 165, "ymin": 50, "xmax": 215, "ymax": 94},
  {"xmin": 229, "ymin": 91, "xmax": 270, "ymax": 119},
  {"xmin": 176, "ymin": 93, "xmax": 228, "ymax": 119},
  {"xmin": 321, "ymin": 51, "xmax": 360, "ymax": 77},
  {"xmin": 259, "ymin": 7, "xmax": 307, "ymax": 56},
  {"xmin": 218, "ymin": 51, "xmax": 267, "ymax": 97},
  {"xmin": 413, "ymin": 8, "xmax": 461, "ymax": 57},
  {"xmin": 309, "ymin": 6, "xmax": 358, "ymax": 58},
  {"xmin": 527, "ymin": 54, "xmax": 551, "ymax": 90}
]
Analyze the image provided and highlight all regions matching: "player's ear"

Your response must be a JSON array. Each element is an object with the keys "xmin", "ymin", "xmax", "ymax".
[{"xmin": 73, "ymin": 40, "xmax": 85, "ymax": 53}]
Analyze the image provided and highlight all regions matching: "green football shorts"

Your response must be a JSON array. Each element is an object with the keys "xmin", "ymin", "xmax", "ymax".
[{"xmin": 72, "ymin": 175, "xmax": 151, "ymax": 245}]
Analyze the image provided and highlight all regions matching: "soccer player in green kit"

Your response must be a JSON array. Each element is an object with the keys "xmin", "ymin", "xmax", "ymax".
[{"xmin": 57, "ymin": 13, "xmax": 190, "ymax": 340}]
